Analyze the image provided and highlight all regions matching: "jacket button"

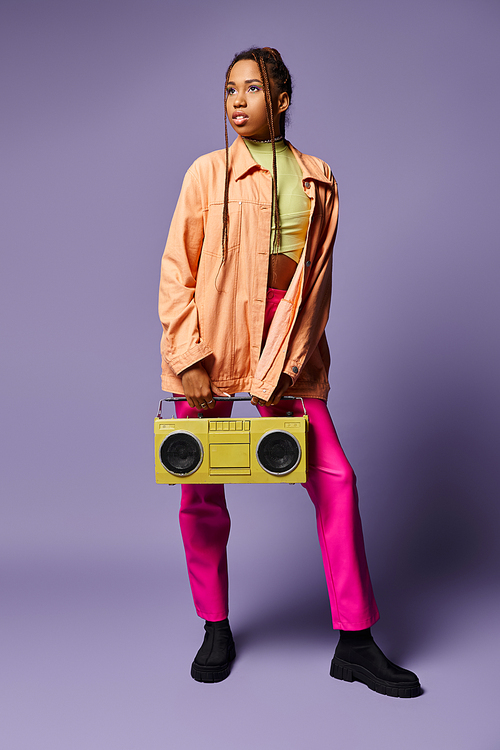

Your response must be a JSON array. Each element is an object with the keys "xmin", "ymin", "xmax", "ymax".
[
  {"xmin": 304, "ymin": 181, "xmax": 311, "ymax": 188},
  {"xmin": 292, "ymin": 366, "xmax": 299, "ymax": 374},
  {"xmin": 305, "ymin": 260, "xmax": 311, "ymax": 267}
]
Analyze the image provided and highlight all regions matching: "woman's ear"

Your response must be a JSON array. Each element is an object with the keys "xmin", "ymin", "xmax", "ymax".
[{"xmin": 277, "ymin": 91, "xmax": 290, "ymax": 115}]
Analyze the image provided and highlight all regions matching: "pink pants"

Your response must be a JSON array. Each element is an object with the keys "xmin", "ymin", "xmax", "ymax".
[{"xmin": 174, "ymin": 289, "xmax": 380, "ymax": 631}]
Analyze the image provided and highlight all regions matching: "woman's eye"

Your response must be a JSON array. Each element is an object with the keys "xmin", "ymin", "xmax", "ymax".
[
  {"xmin": 248, "ymin": 85, "xmax": 261, "ymax": 92},
  {"xmin": 226, "ymin": 87, "xmax": 236, "ymax": 96}
]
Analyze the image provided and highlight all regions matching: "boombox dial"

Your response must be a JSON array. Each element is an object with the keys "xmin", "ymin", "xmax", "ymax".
[{"xmin": 155, "ymin": 396, "xmax": 308, "ymax": 485}]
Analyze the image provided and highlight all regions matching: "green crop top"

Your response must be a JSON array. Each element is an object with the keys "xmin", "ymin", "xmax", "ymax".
[{"xmin": 243, "ymin": 138, "xmax": 311, "ymax": 264}]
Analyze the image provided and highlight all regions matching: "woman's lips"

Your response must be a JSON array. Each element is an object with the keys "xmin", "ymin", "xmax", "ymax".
[{"xmin": 232, "ymin": 112, "xmax": 249, "ymax": 125}]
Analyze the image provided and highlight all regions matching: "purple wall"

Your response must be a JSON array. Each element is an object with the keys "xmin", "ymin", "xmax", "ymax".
[{"xmin": 1, "ymin": 1, "xmax": 499, "ymax": 747}]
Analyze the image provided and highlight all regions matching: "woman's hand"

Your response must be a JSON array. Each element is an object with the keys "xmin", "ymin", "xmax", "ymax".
[
  {"xmin": 180, "ymin": 362, "xmax": 222, "ymax": 410},
  {"xmin": 251, "ymin": 373, "xmax": 293, "ymax": 407}
]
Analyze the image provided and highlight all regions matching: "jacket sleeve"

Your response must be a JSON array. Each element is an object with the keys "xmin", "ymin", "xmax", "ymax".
[
  {"xmin": 283, "ymin": 176, "xmax": 339, "ymax": 384},
  {"xmin": 158, "ymin": 166, "xmax": 213, "ymax": 376}
]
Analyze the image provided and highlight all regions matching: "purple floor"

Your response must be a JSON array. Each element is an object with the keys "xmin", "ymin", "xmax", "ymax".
[{"xmin": 2, "ymin": 500, "xmax": 499, "ymax": 750}]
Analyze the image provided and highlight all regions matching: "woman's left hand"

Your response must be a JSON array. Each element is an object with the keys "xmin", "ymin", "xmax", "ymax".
[{"xmin": 251, "ymin": 373, "xmax": 293, "ymax": 407}]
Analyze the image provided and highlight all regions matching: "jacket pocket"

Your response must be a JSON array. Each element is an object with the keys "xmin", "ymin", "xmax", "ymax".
[{"xmin": 202, "ymin": 200, "xmax": 242, "ymax": 256}]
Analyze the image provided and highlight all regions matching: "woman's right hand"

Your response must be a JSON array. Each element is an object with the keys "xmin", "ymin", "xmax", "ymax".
[{"xmin": 180, "ymin": 361, "xmax": 219, "ymax": 410}]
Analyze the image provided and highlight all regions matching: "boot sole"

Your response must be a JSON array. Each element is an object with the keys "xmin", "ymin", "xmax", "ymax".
[
  {"xmin": 330, "ymin": 656, "xmax": 422, "ymax": 698},
  {"xmin": 191, "ymin": 643, "xmax": 236, "ymax": 683}
]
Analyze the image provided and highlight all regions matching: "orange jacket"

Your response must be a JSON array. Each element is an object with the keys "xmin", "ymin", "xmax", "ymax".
[{"xmin": 158, "ymin": 135, "xmax": 339, "ymax": 400}]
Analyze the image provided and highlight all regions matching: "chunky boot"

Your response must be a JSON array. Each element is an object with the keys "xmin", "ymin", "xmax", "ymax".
[
  {"xmin": 330, "ymin": 629, "xmax": 422, "ymax": 698},
  {"xmin": 191, "ymin": 618, "xmax": 236, "ymax": 683}
]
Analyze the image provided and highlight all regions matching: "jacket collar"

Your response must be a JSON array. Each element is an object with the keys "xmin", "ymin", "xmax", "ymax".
[{"xmin": 230, "ymin": 135, "xmax": 332, "ymax": 185}]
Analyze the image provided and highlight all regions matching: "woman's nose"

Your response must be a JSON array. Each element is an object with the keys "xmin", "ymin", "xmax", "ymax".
[{"xmin": 233, "ymin": 93, "xmax": 246, "ymax": 108}]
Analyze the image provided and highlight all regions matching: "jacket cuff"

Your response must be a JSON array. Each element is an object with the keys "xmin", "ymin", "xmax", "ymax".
[
  {"xmin": 167, "ymin": 342, "xmax": 213, "ymax": 377},
  {"xmin": 283, "ymin": 358, "xmax": 303, "ymax": 385}
]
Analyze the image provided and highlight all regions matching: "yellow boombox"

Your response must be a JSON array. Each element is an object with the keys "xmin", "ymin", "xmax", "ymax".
[{"xmin": 154, "ymin": 396, "xmax": 308, "ymax": 484}]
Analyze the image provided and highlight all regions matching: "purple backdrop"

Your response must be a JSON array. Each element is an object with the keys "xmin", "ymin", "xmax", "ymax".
[{"xmin": 1, "ymin": 0, "xmax": 499, "ymax": 747}]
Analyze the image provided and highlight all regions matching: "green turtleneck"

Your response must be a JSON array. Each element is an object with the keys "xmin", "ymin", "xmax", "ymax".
[{"xmin": 243, "ymin": 138, "xmax": 311, "ymax": 263}]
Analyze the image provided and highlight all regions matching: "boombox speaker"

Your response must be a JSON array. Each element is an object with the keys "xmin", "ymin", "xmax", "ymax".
[{"xmin": 155, "ymin": 396, "xmax": 308, "ymax": 484}]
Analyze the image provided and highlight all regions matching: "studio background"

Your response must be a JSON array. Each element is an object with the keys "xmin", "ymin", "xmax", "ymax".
[{"xmin": 1, "ymin": 0, "xmax": 499, "ymax": 748}]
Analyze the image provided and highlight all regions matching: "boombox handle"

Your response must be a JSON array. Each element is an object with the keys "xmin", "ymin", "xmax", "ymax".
[{"xmin": 156, "ymin": 395, "xmax": 307, "ymax": 419}]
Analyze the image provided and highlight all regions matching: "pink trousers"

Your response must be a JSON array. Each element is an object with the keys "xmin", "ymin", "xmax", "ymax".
[{"xmin": 174, "ymin": 289, "xmax": 380, "ymax": 631}]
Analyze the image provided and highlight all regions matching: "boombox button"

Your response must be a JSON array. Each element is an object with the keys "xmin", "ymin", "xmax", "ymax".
[{"xmin": 236, "ymin": 421, "xmax": 242, "ymax": 430}]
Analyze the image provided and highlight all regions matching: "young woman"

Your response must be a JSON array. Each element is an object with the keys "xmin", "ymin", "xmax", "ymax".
[{"xmin": 158, "ymin": 47, "xmax": 421, "ymax": 697}]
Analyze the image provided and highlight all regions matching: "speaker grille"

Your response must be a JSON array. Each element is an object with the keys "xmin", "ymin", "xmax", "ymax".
[
  {"xmin": 159, "ymin": 431, "xmax": 203, "ymax": 476},
  {"xmin": 256, "ymin": 430, "xmax": 301, "ymax": 476}
]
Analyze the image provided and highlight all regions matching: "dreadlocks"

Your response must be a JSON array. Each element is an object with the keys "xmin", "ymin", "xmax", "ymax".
[{"xmin": 222, "ymin": 47, "xmax": 293, "ymax": 265}]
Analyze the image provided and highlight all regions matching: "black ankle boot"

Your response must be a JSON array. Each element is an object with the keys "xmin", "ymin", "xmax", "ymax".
[
  {"xmin": 330, "ymin": 629, "xmax": 422, "ymax": 698},
  {"xmin": 191, "ymin": 618, "xmax": 236, "ymax": 683}
]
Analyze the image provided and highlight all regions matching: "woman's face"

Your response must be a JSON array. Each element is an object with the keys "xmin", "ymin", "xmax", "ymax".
[{"xmin": 226, "ymin": 58, "xmax": 289, "ymax": 140}]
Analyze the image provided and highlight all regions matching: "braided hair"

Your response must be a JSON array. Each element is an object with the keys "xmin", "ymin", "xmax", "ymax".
[{"xmin": 222, "ymin": 47, "xmax": 293, "ymax": 265}]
